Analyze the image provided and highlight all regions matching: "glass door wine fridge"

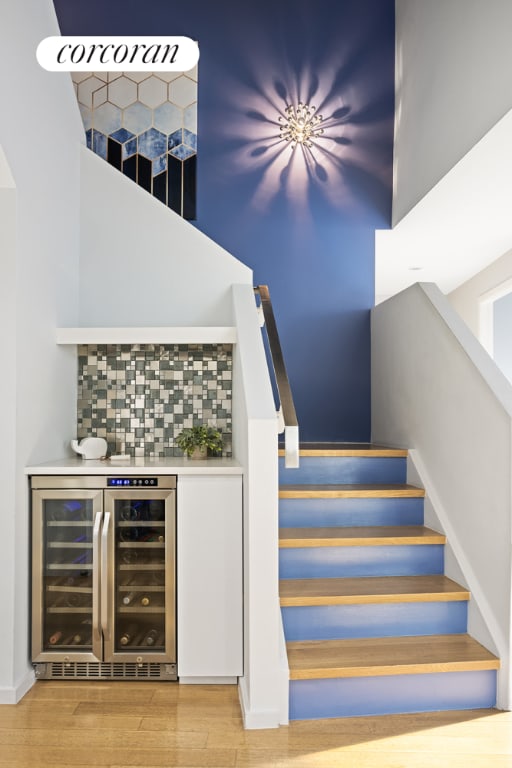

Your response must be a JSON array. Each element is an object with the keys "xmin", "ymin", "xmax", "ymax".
[{"xmin": 31, "ymin": 475, "xmax": 176, "ymax": 681}]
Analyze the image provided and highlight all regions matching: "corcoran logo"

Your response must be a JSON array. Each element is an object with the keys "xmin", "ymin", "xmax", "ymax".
[{"xmin": 36, "ymin": 36, "xmax": 199, "ymax": 72}]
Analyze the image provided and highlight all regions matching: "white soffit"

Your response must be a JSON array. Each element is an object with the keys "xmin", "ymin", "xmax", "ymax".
[{"xmin": 376, "ymin": 107, "xmax": 512, "ymax": 304}]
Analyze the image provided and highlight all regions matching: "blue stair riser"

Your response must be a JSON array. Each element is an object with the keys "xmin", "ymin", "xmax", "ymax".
[
  {"xmin": 279, "ymin": 456, "xmax": 407, "ymax": 485},
  {"xmin": 289, "ymin": 670, "xmax": 497, "ymax": 720},
  {"xmin": 279, "ymin": 545, "xmax": 444, "ymax": 579},
  {"xmin": 279, "ymin": 497, "xmax": 424, "ymax": 528},
  {"xmin": 281, "ymin": 600, "xmax": 468, "ymax": 641}
]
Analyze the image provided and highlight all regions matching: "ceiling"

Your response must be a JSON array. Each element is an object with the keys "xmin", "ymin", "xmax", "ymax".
[{"xmin": 375, "ymin": 107, "xmax": 512, "ymax": 304}]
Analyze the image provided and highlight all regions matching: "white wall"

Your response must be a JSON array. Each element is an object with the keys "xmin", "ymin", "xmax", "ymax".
[
  {"xmin": 494, "ymin": 292, "xmax": 512, "ymax": 384},
  {"xmin": 0, "ymin": 0, "xmax": 83, "ymax": 702},
  {"xmin": 231, "ymin": 284, "xmax": 285, "ymax": 728},
  {"xmin": 376, "ymin": 108, "xmax": 512, "ymax": 303},
  {"xmin": 449, "ymin": 248, "xmax": 512, "ymax": 338},
  {"xmin": 0, "ymin": 149, "xmax": 17, "ymax": 697},
  {"xmin": 79, "ymin": 149, "xmax": 252, "ymax": 327},
  {"xmin": 394, "ymin": 0, "xmax": 512, "ymax": 225},
  {"xmin": 372, "ymin": 282, "xmax": 512, "ymax": 709}
]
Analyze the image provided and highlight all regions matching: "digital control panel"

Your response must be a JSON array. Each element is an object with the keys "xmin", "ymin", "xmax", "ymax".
[{"xmin": 107, "ymin": 477, "xmax": 159, "ymax": 487}]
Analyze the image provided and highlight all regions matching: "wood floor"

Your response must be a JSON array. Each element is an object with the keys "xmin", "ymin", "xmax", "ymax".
[{"xmin": 0, "ymin": 681, "xmax": 511, "ymax": 767}]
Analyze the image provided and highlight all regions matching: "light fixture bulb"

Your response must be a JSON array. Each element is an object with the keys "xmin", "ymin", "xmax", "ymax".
[{"xmin": 278, "ymin": 102, "xmax": 324, "ymax": 149}]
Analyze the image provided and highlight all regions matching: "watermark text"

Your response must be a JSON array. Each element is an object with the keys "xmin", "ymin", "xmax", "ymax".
[{"xmin": 37, "ymin": 36, "xmax": 199, "ymax": 71}]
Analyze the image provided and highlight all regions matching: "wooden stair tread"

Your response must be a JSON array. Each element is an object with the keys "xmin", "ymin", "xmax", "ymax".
[
  {"xmin": 279, "ymin": 443, "xmax": 408, "ymax": 458},
  {"xmin": 279, "ymin": 575, "xmax": 470, "ymax": 606},
  {"xmin": 279, "ymin": 484, "xmax": 425, "ymax": 499},
  {"xmin": 286, "ymin": 634, "xmax": 500, "ymax": 680},
  {"xmin": 279, "ymin": 525, "xmax": 445, "ymax": 548}
]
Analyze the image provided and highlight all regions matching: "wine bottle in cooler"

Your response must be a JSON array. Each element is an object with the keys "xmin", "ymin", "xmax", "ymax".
[
  {"xmin": 121, "ymin": 548, "xmax": 139, "ymax": 565},
  {"xmin": 48, "ymin": 630, "xmax": 63, "ymax": 645},
  {"xmin": 149, "ymin": 569, "xmax": 165, "ymax": 586},
  {"xmin": 63, "ymin": 632, "xmax": 83, "ymax": 645},
  {"xmin": 119, "ymin": 623, "xmax": 139, "ymax": 646},
  {"xmin": 144, "ymin": 629, "xmax": 158, "ymax": 646},
  {"xmin": 122, "ymin": 591, "xmax": 136, "ymax": 605},
  {"xmin": 120, "ymin": 504, "xmax": 140, "ymax": 521},
  {"xmin": 119, "ymin": 526, "xmax": 139, "ymax": 542},
  {"xmin": 65, "ymin": 591, "xmax": 87, "ymax": 608}
]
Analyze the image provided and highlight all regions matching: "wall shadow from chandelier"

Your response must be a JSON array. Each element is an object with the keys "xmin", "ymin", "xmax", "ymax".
[
  {"xmin": 228, "ymin": 79, "xmax": 393, "ymax": 223},
  {"xmin": 178, "ymin": 0, "xmax": 395, "ymax": 440},
  {"xmin": 203, "ymin": 13, "xmax": 394, "ymax": 226}
]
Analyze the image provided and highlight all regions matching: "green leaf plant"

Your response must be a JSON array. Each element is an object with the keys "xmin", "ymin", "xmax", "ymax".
[{"xmin": 175, "ymin": 424, "xmax": 223, "ymax": 458}]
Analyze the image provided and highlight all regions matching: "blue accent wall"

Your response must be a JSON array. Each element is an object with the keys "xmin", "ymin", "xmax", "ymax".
[{"xmin": 53, "ymin": 0, "xmax": 395, "ymax": 441}]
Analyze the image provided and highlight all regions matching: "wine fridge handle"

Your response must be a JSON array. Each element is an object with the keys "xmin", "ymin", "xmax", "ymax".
[
  {"xmin": 92, "ymin": 511, "xmax": 103, "ymax": 648},
  {"xmin": 101, "ymin": 511, "xmax": 112, "ymax": 642}
]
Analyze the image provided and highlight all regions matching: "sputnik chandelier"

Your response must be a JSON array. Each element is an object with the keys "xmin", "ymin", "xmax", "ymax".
[{"xmin": 278, "ymin": 102, "xmax": 324, "ymax": 149}]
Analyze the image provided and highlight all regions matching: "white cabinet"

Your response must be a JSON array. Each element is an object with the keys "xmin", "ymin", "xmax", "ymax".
[{"xmin": 177, "ymin": 475, "xmax": 243, "ymax": 681}]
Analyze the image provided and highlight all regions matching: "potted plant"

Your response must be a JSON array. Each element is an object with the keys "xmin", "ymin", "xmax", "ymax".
[{"xmin": 175, "ymin": 424, "xmax": 223, "ymax": 459}]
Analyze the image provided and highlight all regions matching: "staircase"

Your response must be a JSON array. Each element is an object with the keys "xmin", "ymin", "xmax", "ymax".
[{"xmin": 279, "ymin": 444, "xmax": 500, "ymax": 721}]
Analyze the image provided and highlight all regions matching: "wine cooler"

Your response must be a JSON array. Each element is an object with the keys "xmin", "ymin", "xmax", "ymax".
[{"xmin": 30, "ymin": 475, "xmax": 176, "ymax": 681}]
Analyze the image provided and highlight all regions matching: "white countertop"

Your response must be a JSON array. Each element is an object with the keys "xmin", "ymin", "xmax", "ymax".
[{"xmin": 25, "ymin": 457, "xmax": 243, "ymax": 475}]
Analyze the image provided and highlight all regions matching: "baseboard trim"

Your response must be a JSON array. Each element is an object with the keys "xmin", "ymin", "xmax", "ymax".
[
  {"xmin": 0, "ymin": 668, "xmax": 35, "ymax": 704},
  {"xmin": 179, "ymin": 676, "xmax": 237, "ymax": 685},
  {"xmin": 238, "ymin": 677, "xmax": 282, "ymax": 729},
  {"xmin": 408, "ymin": 449, "xmax": 510, "ymax": 711}
]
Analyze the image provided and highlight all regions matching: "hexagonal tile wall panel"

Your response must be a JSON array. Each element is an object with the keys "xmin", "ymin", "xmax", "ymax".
[{"xmin": 72, "ymin": 70, "xmax": 197, "ymax": 219}]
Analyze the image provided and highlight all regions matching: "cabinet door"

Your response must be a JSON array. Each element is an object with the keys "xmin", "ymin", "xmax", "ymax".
[
  {"xmin": 32, "ymin": 489, "xmax": 102, "ymax": 662},
  {"xmin": 103, "ymin": 489, "xmax": 176, "ymax": 663},
  {"xmin": 177, "ymin": 475, "xmax": 243, "ymax": 679}
]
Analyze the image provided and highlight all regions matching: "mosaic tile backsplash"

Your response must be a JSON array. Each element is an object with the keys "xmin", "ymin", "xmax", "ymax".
[
  {"xmin": 77, "ymin": 345, "xmax": 232, "ymax": 458},
  {"xmin": 72, "ymin": 70, "xmax": 197, "ymax": 219}
]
